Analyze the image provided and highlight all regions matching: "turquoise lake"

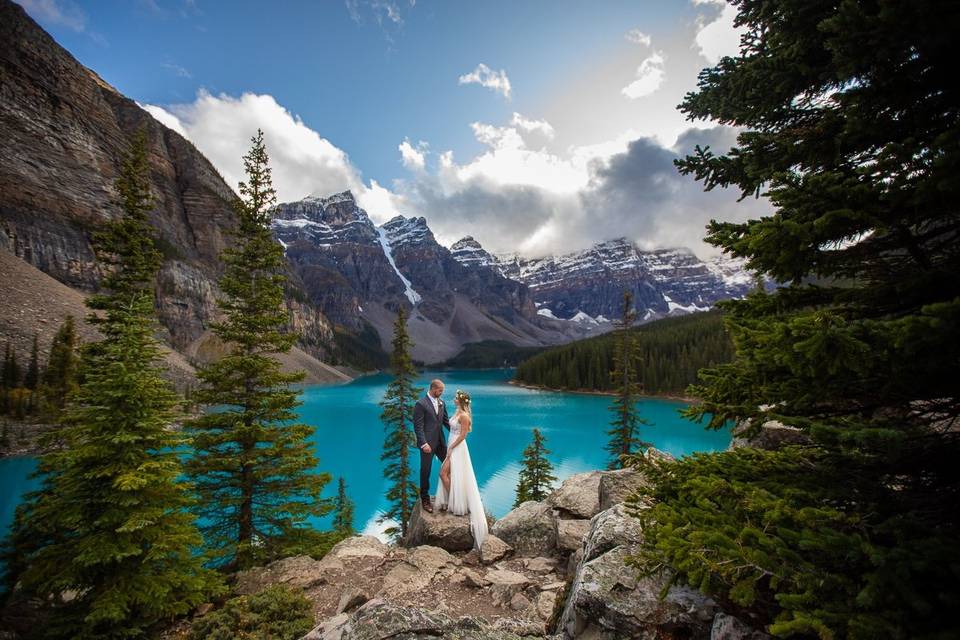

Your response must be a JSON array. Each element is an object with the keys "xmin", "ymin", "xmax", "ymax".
[{"xmin": 0, "ymin": 368, "xmax": 730, "ymax": 544}]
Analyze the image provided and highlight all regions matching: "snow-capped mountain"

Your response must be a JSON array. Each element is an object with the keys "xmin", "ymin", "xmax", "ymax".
[
  {"xmin": 272, "ymin": 192, "xmax": 582, "ymax": 363},
  {"xmin": 458, "ymin": 236, "xmax": 759, "ymax": 324}
]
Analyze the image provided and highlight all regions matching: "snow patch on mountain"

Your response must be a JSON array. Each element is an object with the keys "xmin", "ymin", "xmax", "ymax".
[{"xmin": 376, "ymin": 225, "xmax": 422, "ymax": 305}]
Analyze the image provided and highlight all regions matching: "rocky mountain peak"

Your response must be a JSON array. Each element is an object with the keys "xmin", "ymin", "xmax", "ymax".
[
  {"xmin": 380, "ymin": 215, "xmax": 433, "ymax": 248},
  {"xmin": 275, "ymin": 190, "xmax": 371, "ymax": 228},
  {"xmin": 449, "ymin": 236, "xmax": 500, "ymax": 270}
]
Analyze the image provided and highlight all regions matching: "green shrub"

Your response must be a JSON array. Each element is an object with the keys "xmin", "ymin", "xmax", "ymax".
[{"xmin": 189, "ymin": 585, "xmax": 314, "ymax": 640}]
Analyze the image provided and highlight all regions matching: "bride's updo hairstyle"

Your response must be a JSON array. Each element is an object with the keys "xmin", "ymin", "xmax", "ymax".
[{"xmin": 455, "ymin": 389, "xmax": 472, "ymax": 414}]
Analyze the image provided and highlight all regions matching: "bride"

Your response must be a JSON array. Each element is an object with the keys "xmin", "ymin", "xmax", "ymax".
[{"xmin": 434, "ymin": 389, "xmax": 488, "ymax": 550}]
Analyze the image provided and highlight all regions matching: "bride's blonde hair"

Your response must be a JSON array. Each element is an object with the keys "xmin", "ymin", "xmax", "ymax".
[{"xmin": 454, "ymin": 389, "xmax": 472, "ymax": 415}]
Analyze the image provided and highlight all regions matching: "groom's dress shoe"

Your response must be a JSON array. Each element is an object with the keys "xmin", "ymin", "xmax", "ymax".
[{"xmin": 422, "ymin": 498, "xmax": 434, "ymax": 513}]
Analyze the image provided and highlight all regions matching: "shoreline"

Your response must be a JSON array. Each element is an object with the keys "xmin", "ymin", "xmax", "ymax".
[{"xmin": 506, "ymin": 379, "xmax": 698, "ymax": 403}]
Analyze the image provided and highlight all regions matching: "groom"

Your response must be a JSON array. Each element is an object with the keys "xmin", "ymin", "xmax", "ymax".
[{"xmin": 413, "ymin": 378, "xmax": 450, "ymax": 513}]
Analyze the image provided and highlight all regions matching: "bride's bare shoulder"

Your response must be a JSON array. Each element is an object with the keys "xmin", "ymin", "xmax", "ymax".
[{"xmin": 462, "ymin": 413, "xmax": 473, "ymax": 430}]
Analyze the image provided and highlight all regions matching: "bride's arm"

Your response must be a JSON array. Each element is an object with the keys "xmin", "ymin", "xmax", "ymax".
[{"xmin": 449, "ymin": 415, "xmax": 472, "ymax": 450}]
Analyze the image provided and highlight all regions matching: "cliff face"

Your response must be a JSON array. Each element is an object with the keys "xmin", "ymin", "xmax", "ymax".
[{"xmin": 0, "ymin": 0, "xmax": 334, "ymax": 365}]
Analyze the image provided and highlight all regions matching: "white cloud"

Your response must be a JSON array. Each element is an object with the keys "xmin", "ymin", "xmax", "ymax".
[
  {"xmin": 17, "ymin": 0, "xmax": 87, "ymax": 31},
  {"xmin": 621, "ymin": 50, "xmax": 666, "ymax": 99},
  {"xmin": 692, "ymin": 0, "xmax": 744, "ymax": 64},
  {"xmin": 510, "ymin": 112, "xmax": 555, "ymax": 139},
  {"xmin": 142, "ymin": 90, "xmax": 364, "ymax": 204},
  {"xmin": 398, "ymin": 138, "xmax": 427, "ymax": 170},
  {"xmin": 625, "ymin": 28, "xmax": 651, "ymax": 46},
  {"xmin": 458, "ymin": 63, "xmax": 512, "ymax": 100}
]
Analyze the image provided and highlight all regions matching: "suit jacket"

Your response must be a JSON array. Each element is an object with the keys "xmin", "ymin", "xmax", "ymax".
[{"xmin": 413, "ymin": 393, "xmax": 450, "ymax": 449}]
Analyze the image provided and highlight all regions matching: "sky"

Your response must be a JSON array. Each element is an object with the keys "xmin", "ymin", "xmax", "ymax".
[{"xmin": 17, "ymin": 0, "xmax": 770, "ymax": 258}]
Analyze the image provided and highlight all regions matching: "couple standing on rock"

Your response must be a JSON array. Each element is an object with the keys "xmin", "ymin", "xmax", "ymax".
[{"xmin": 413, "ymin": 379, "xmax": 488, "ymax": 550}]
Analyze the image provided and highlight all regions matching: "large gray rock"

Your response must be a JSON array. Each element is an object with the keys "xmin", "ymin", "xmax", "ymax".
[
  {"xmin": 730, "ymin": 420, "xmax": 811, "ymax": 451},
  {"xmin": 402, "ymin": 499, "xmax": 476, "ymax": 551},
  {"xmin": 480, "ymin": 533, "xmax": 513, "ymax": 564},
  {"xmin": 377, "ymin": 545, "xmax": 458, "ymax": 598},
  {"xmin": 711, "ymin": 612, "xmax": 772, "ymax": 640},
  {"xmin": 582, "ymin": 503, "xmax": 644, "ymax": 563},
  {"xmin": 560, "ymin": 544, "xmax": 718, "ymax": 639},
  {"xmin": 326, "ymin": 534, "xmax": 389, "ymax": 560},
  {"xmin": 598, "ymin": 466, "xmax": 650, "ymax": 511},
  {"xmin": 547, "ymin": 471, "xmax": 602, "ymax": 518},
  {"xmin": 486, "ymin": 568, "xmax": 533, "ymax": 607},
  {"xmin": 491, "ymin": 500, "xmax": 558, "ymax": 556},
  {"xmin": 300, "ymin": 598, "xmax": 545, "ymax": 640},
  {"xmin": 556, "ymin": 519, "xmax": 591, "ymax": 553}
]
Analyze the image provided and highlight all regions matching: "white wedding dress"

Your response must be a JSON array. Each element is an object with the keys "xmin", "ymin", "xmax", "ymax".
[{"xmin": 434, "ymin": 409, "xmax": 488, "ymax": 550}]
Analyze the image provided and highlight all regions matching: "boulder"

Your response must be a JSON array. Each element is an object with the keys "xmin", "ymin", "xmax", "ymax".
[
  {"xmin": 490, "ymin": 500, "xmax": 558, "ymax": 555},
  {"xmin": 730, "ymin": 420, "xmax": 811, "ymax": 451},
  {"xmin": 560, "ymin": 544, "xmax": 718, "ymax": 639},
  {"xmin": 407, "ymin": 544, "xmax": 459, "ymax": 572},
  {"xmin": 547, "ymin": 471, "xmax": 602, "ymax": 518},
  {"xmin": 232, "ymin": 555, "xmax": 340, "ymax": 595},
  {"xmin": 556, "ymin": 519, "xmax": 591, "ymax": 553},
  {"xmin": 536, "ymin": 589, "xmax": 560, "ymax": 621},
  {"xmin": 509, "ymin": 592, "xmax": 532, "ymax": 612},
  {"xmin": 480, "ymin": 533, "xmax": 513, "ymax": 564},
  {"xmin": 522, "ymin": 556, "xmax": 558, "ymax": 574},
  {"xmin": 326, "ymin": 534, "xmax": 389, "ymax": 561},
  {"xmin": 583, "ymin": 503, "xmax": 644, "ymax": 563},
  {"xmin": 300, "ymin": 598, "xmax": 535, "ymax": 640},
  {"xmin": 402, "ymin": 500, "xmax": 476, "ymax": 551},
  {"xmin": 486, "ymin": 568, "xmax": 532, "ymax": 607},
  {"xmin": 711, "ymin": 612, "xmax": 772, "ymax": 640},
  {"xmin": 336, "ymin": 590, "xmax": 369, "ymax": 614},
  {"xmin": 598, "ymin": 466, "xmax": 650, "ymax": 511},
  {"xmin": 461, "ymin": 567, "xmax": 491, "ymax": 588}
]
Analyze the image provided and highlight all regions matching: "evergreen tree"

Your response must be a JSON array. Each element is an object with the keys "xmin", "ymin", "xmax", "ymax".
[
  {"xmin": 513, "ymin": 428, "xmax": 557, "ymax": 507},
  {"xmin": 332, "ymin": 476, "xmax": 355, "ymax": 536},
  {"xmin": 625, "ymin": 2, "xmax": 960, "ymax": 638},
  {"xmin": 0, "ymin": 126, "xmax": 224, "ymax": 639},
  {"xmin": 42, "ymin": 316, "xmax": 80, "ymax": 417},
  {"xmin": 24, "ymin": 335, "xmax": 39, "ymax": 390},
  {"xmin": 606, "ymin": 290, "xmax": 650, "ymax": 469},
  {"xmin": 3, "ymin": 343, "xmax": 20, "ymax": 389},
  {"xmin": 185, "ymin": 129, "xmax": 332, "ymax": 572},
  {"xmin": 378, "ymin": 305, "xmax": 421, "ymax": 541}
]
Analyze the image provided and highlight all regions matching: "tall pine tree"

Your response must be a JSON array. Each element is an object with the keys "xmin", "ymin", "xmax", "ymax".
[
  {"xmin": 625, "ymin": 2, "xmax": 960, "ymax": 638},
  {"xmin": 332, "ymin": 476, "xmax": 355, "ymax": 536},
  {"xmin": 378, "ymin": 305, "xmax": 420, "ymax": 541},
  {"xmin": 185, "ymin": 129, "xmax": 332, "ymax": 572},
  {"xmin": 24, "ymin": 335, "xmax": 39, "ymax": 391},
  {"xmin": 41, "ymin": 315, "xmax": 80, "ymax": 419},
  {"xmin": 0, "ymin": 126, "xmax": 224, "ymax": 639},
  {"xmin": 606, "ymin": 290, "xmax": 650, "ymax": 470},
  {"xmin": 513, "ymin": 427, "xmax": 557, "ymax": 507}
]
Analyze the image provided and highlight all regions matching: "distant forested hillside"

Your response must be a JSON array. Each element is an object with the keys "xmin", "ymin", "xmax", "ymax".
[{"xmin": 513, "ymin": 311, "xmax": 732, "ymax": 395}]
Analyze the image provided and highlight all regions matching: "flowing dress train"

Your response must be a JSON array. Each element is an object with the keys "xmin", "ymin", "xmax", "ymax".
[{"xmin": 433, "ymin": 410, "xmax": 488, "ymax": 550}]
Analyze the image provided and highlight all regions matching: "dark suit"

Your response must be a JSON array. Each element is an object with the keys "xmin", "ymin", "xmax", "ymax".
[{"xmin": 413, "ymin": 393, "xmax": 451, "ymax": 501}]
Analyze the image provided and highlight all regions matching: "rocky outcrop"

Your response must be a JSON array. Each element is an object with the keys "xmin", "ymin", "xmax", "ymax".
[
  {"xmin": 301, "ymin": 598, "xmax": 547, "ymax": 640},
  {"xmin": 0, "ymin": 1, "xmax": 340, "ymax": 376},
  {"xmin": 729, "ymin": 419, "xmax": 812, "ymax": 451},
  {"xmin": 558, "ymin": 502, "xmax": 719, "ymax": 639}
]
